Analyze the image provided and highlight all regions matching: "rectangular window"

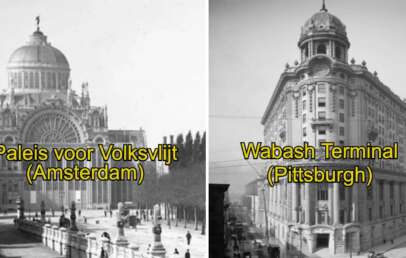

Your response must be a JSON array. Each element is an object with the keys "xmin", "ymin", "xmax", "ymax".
[
  {"xmin": 317, "ymin": 184, "xmax": 328, "ymax": 200},
  {"xmin": 303, "ymin": 100, "xmax": 306, "ymax": 110},
  {"xmin": 339, "ymin": 127, "xmax": 344, "ymax": 136},
  {"xmin": 339, "ymin": 86, "xmax": 344, "ymax": 95},
  {"xmin": 390, "ymin": 183, "xmax": 394, "ymax": 199},
  {"xmin": 295, "ymin": 98, "xmax": 299, "ymax": 118},
  {"xmin": 339, "ymin": 185, "xmax": 346, "ymax": 201},
  {"xmin": 319, "ymin": 129, "xmax": 326, "ymax": 135},
  {"xmin": 318, "ymin": 85, "xmax": 326, "ymax": 93},
  {"xmin": 303, "ymin": 113, "xmax": 306, "ymax": 123},
  {"xmin": 318, "ymin": 111, "xmax": 326, "ymax": 120},
  {"xmin": 303, "ymin": 127, "xmax": 307, "ymax": 137},
  {"xmin": 339, "ymin": 113, "xmax": 344, "ymax": 122},
  {"xmin": 340, "ymin": 209, "xmax": 345, "ymax": 224},
  {"xmin": 318, "ymin": 97, "xmax": 326, "ymax": 107},
  {"xmin": 367, "ymin": 187, "xmax": 373, "ymax": 200},
  {"xmin": 339, "ymin": 140, "xmax": 345, "ymax": 145},
  {"xmin": 368, "ymin": 208, "xmax": 373, "ymax": 221},
  {"xmin": 379, "ymin": 181, "xmax": 384, "ymax": 201},
  {"xmin": 339, "ymin": 99, "xmax": 345, "ymax": 109}
]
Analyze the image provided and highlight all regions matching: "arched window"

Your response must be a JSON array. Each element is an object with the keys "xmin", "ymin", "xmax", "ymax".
[
  {"xmin": 18, "ymin": 72, "xmax": 22, "ymax": 88},
  {"xmin": 52, "ymin": 73, "xmax": 56, "ymax": 89},
  {"xmin": 4, "ymin": 136, "xmax": 14, "ymax": 144},
  {"xmin": 23, "ymin": 72, "xmax": 29, "ymax": 88},
  {"xmin": 317, "ymin": 44, "xmax": 327, "ymax": 54},
  {"xmin": 29, "ymin": 72, "xmax": 34, "ymax": 88},
  {"xmin": 303, "ymin": 43, "xmax": 309, "ymax": 58},
  {"xmin": 41, "ymin": 72, "xmax": 46, "ymax": 89},
  {"xmin": 35, "ymin": 72, "xmax": 39, "ymax": 88},
  {"xmin": 335, "ymin": 46, "xmax": 342, "ymax": 59},
  {"xmin": 47, "ymin": 72, "xmax": 52, "ymax": 89}
]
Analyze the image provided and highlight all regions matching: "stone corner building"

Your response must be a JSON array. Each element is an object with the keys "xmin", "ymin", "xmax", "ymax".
[
  {"xmin": 0, "ymin": 24, "xmax": 148, "ymax": 210},
  {"xmin": 259, "ymin": 4, "xmax": 406, "ymax": 257}
]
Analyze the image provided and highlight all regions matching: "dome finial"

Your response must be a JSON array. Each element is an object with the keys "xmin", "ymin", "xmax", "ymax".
[
  {"xmin": 35, "ymin": 16, "xmax": 40, "ymax": 31},
  {"xmin": 321, "ymin": 0, "xmax": 328, "ymax": 12}
]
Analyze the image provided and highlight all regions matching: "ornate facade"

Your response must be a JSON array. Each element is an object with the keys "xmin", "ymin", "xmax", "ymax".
[
  {"xmin": 260, "ymin": 4, "xmax": 406, "ymax": 256},
  {"xmin": 0, "ymin": 23, "xmax": 147, "ymax": 210}
]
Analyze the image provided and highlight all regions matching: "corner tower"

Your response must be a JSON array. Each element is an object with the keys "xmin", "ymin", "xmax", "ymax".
[{"xmin": 260, "ymin": 2, "xmax": 406, "ymax": 257}]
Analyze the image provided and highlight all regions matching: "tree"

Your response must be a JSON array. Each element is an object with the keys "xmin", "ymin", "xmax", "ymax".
[
  {"xmin": 184, "ymin": 130, "xmax": 194, "ymax": 165},
  {"xmin": 193, "ymin": 131, "xmax": 201, "ymax": 163},
  {"xmin": 200, "ymin": 132, "xmax": 206, "ymax": 161}
]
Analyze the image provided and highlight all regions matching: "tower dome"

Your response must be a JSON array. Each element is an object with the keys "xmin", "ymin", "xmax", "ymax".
[
  {"xmin": 299, "ymin": 8, "xmax": 348, "ymax": 44},
  {"xmin": 298, "ymin": 2, "xmax": 350, "ymax": 63},
  {"xmin": 7, "ymin": 20, "xmax": 70, "ymax": 93}
]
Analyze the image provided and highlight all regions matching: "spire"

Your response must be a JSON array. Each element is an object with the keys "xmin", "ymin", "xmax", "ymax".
[
  {"xmin": 35, "ymin": 16, "xmax": 40, "ymax": 31},
  {"xmin": 321, "ymin": 0, "xmax": 328, "ymax": 12}
]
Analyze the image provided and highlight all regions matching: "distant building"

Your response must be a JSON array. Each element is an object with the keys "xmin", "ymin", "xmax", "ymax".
[
  {"xmin": 244, "ymin": 179, "xmax": 260, "ymax": 224},
  {"xmin": 0, "ymin": 22, "xmax": 148, "ymax": 210},
  {"xmin": 260, "ymin": 3, "xmax": 406, "ymax": 256}
]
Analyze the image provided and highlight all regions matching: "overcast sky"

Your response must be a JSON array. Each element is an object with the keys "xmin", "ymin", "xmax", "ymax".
[
  {"xmin": 209, "ymin": 0, "xmax": 406, "ymax": 199},
  {"xmin": 0, "ymin": 0, "xmax": 206, "ymax": 148}
]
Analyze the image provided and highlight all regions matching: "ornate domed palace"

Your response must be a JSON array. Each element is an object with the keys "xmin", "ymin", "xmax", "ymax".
[
  {"xmin": 259, "ymin": 2, "xmax": 406, "ymax": 257},
  {"xmin": 0, "ymin": 21, "xmax": 146, "ymax": 210}
]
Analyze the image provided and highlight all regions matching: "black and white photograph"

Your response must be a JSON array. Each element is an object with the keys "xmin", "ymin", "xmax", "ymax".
[
  {"xmin": 209, "ymin": 0, "xmax": 406, "ymax": 257},
  {"xmin": 0, "ymin": 1, "xmax": 206, "ymax": 258}
]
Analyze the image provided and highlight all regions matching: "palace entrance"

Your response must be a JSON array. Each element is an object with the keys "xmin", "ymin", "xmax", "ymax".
[{"xmin": 316, "ymin": 233, "xmax": 329, "ymax": 249}]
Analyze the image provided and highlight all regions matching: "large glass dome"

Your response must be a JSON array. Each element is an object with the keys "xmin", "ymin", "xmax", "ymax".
[{"xmin": 7, "ymin": 28, "xmax": 70, "ymax": 93}]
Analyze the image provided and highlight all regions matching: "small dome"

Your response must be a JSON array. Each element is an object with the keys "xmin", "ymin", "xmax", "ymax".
[
  {"xmin": 300, "ymin": 10, "xmax": 348, "ymax": 43},
  {"xmin": 8, "ymin": 29, "xmax": 69, "ymax": 69}
]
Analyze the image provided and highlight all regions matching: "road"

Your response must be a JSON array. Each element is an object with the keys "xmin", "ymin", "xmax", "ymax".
[{"xmin": 0, "ymin": 219, "xmax": 63, "ymax": 258}]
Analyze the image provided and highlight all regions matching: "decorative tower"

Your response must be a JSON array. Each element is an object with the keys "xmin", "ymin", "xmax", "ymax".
[{"xmin": 298, "ymin": 1, "xmax": 349, "ymax": 63}]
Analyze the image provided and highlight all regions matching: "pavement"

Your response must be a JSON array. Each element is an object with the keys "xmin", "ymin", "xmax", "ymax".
[
  {"xmin": 0, "ymin": 218, "xmax": 63, "ymax": 258},
  {"xmin": 74, "ymin": 209, "xmax": 206, "ymax": 258}
]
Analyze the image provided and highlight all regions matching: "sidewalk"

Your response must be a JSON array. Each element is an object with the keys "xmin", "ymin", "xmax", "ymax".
[{"xmin": 309, "ymin": 234, "xmax": 406, "ymax": 258}]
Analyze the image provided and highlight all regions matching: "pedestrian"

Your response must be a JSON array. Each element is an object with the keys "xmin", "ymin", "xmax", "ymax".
[
  {"xmin": 185, "ymin": 249, "xmax": 190, "ymax": 258},
  {"xmin": 84, "ymin": 216, "xmax": 87, "ymax": 224},
  {"xmin": 174, "ymin": 248, "xmax": 179, "ymax": 254},
  {"xmin": 78, "ymin": 210, "xmax": 81, "ymax": 216},
  {"xmin": 110, "ymin": 210, "xmax": 113, "ymax": 217},
  {"xmin": 186, "ymin": 231, "xmax": 192, "ymax": 245},
  {"xmin": 104, "ymin": 210, "xmax": 107, "ymax": 217}
]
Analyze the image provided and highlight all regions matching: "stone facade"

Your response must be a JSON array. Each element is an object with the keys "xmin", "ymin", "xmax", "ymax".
[
  {"xmin": 259, "ymin": 5, "xmax": 406, "ymax": 257},
  {"xmin": 0, "ymin": 24, "xmax": 148, "ymax": 210}
]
